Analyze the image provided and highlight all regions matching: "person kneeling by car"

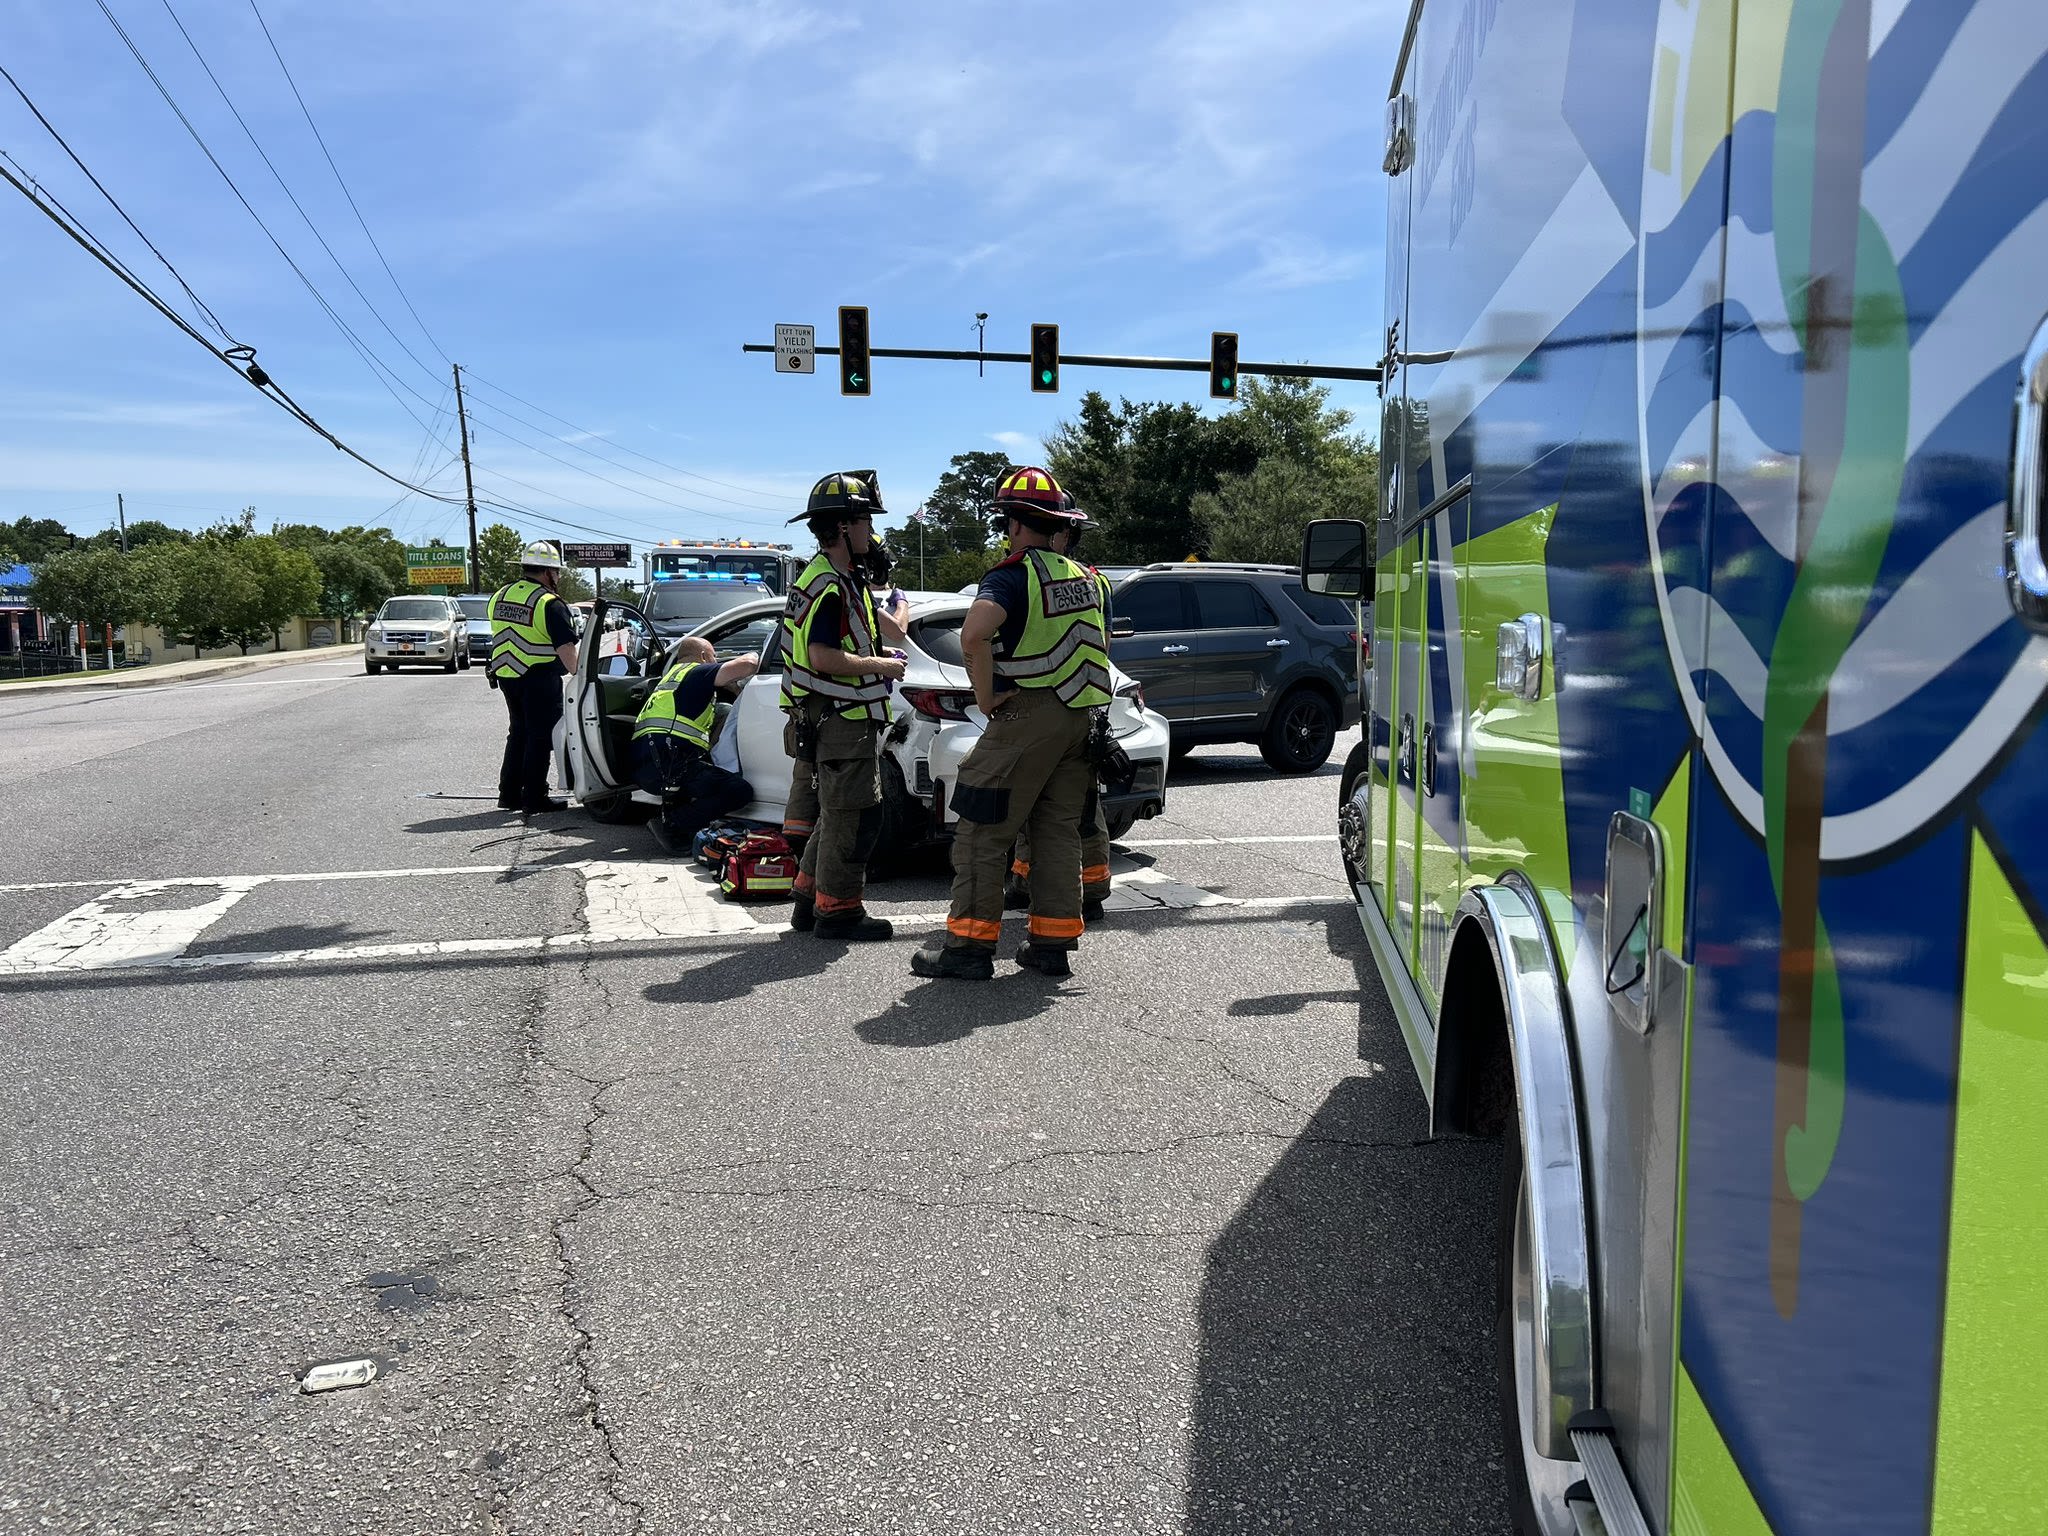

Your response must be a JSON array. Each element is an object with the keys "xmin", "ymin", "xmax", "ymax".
[{"xmin": 631, "ymin": 636, "xmax": 759, "ymax": 855}]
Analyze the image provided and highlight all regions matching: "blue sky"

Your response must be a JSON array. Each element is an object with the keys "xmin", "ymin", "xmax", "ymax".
[{"xmin": 2, "ymin": 0, "xmax": 1399, "ymax": 560}]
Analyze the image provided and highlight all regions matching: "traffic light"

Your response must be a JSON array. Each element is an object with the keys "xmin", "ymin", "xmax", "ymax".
[
  {"xmin": 1209, "ymin": 331, "xmax": 1239, "ymax": 400},
  {"xmin": 1030, "ymin": 323, "xmax": 1059, "ymax": 393},
  {"xmin": 838, "ymin": 305, "xmax": 871, "ymax": 397}
]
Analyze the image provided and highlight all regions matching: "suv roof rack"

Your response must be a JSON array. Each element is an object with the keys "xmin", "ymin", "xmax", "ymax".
[{"xmin": 1137, "ymin": 561, "xmax": 1298, "ymax": 574}]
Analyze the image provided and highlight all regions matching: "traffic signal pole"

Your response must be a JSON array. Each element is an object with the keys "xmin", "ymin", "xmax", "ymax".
[{"xmin": 742, "ymin": 341, "xmax": 1382, "ymax": 384}]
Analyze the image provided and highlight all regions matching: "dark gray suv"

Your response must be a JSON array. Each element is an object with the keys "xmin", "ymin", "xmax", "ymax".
[{"xmin": 1105, "ymin": 562, "xmax": 1365, "ymax": 773}]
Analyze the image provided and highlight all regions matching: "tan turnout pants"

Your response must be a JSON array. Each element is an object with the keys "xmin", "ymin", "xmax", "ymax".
[
  {"xmin": 786, "ymin": 701, "xmax": 883, "ymax": 913},
  {"xmin": 944, "ymin": 689, "xmax": 1093, "ymax": 952},
  {"xmin": 1012, "ymin": 787, "xmax": 1112, "ymax": 904}
]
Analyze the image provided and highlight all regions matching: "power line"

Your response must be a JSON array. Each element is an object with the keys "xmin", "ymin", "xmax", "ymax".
[
  {"xmin": 244, "ymin": 0, "xmax": 450, "ymax": 367},
  {"xmin": 0, "ymin": 153, "xmax": 464, "ymax": 506},
  {"xmin": 154, "ymin": 0, "xmax": 444, "ymax": 388},
  {"xmin": 468, "ymin": 418, "xmax": 785, "ymax": 530},
  {"xmin": 0, "ymin": 62, "xmax": 234, "ymax": 343},
  {"xmin": 90, "ymin": 0, "xmax": 447, "ymax": 434},
  {"xmin": 459, "ymin": 370, "xmax": 796, "ymax": 507}
]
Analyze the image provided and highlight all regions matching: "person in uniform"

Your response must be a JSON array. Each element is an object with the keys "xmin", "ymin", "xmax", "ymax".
[
  {"xmin": 912, "ymin": 466, "xmax": 1109, "ymax": 981},
  {"xmin": 780, "ymin": 472, "xmax": 908, "ymax": 941},
  {"xmin": 631, "ymin": 635, "xmax": 760, "ymax": 853},
  {"xmin": 1005, "ymin": 503, "xmax": 1116, "ymax": 919},
  {"xmin": 488, "ymin": 540, "xmax": 581, "ymax": 816}
]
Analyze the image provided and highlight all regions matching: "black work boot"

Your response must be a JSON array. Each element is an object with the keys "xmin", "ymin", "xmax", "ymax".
[
  {"xmin": 1015, "ymin": 943, "xmax": 1073, "ymax": 978},
  {"xmin": 910, "ymin": 945, "xmax": 995, "ymax": 980},
  {"xmin": 1003, "ymin": 878, "xmax": 1030, "ymax": 911},
  {"xmin": 1082, "ymin": 896, "xmax": 1106, "ymax": 923},
  {"xmin": 815, "ymin": 908, "xmax": 893, "ymax": 942},
  {"xmin": 788, "ymin": 896, "xmax": 816, "ymax": 933}
]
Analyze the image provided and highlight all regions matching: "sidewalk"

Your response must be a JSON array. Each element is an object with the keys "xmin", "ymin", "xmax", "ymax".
[{"xmin": 0, "ymin": 645, "xmax": 354, "ymax": 697}]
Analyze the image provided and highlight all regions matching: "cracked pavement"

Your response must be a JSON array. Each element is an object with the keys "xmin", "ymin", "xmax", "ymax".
[{"xmin": 0, "ymin": 659, "xmax": 1510, "ymax": 1532}]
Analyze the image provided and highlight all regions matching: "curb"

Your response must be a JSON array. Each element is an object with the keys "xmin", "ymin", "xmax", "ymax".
[{"xmin": 0, "ymin": 645, "xmax": 355, "ymax": 697}]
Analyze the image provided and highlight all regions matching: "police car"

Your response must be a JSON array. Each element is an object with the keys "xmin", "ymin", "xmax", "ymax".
[{"xmin": 554, "ymin": 594, "xmax": 1169, "ymax": 870}]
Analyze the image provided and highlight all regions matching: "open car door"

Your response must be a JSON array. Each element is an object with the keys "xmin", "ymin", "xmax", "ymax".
[
  {"xmin": 690, "ymin": 601, "xmax": 793, "ymax": 825},
  {"xmin": 565, "ymin": 600, "xmax": 661, "ymax": 806}
]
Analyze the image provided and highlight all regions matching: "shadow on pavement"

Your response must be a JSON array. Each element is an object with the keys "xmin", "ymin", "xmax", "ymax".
[
  {"xmin": 1225, "ymin": 989, "xmax": 1362, "ymax": 1018},
  {"xmin": 1184, "ymin": 1071, "xmax": 1511, "ymax": 1535},
  {"xmin": 183, "ymin": 921, "xmax": 393, "ymax": 956},
  {"xmin": 640, "ymin": 930, "xmax": 839, "ymax": 1004},
  {"xmin": 853, "ymin": 968, "xmax": 1067, "ymax": 1048},
  {"xmin": 1169, "ymin": 749, "xmax": 1345, "ymax": 786}
]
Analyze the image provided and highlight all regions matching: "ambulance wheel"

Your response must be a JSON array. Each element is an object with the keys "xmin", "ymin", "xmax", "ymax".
[
  {"xmin": 1497, "ymin": 1117, "xmax": 1583, "ymax": 1535},
  {"xmin": 586, "ymin": 793, "xmax": 647, "ymax": 825},
  {"xmin": 1336, "ymin": 739, "xmax": 1371, "ymax": 891}
]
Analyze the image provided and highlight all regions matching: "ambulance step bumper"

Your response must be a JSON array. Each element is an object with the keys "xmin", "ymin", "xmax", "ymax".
[{"xmin": 1567, "ymin": 1415, "xmax": 1650, "ymax": 1536}]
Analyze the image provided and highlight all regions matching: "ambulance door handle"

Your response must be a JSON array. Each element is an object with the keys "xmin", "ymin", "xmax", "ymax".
[
  {"xmin": 2009, "ymin": 315, "xmax": 2048, "ymax": 631},
  {"xmin": 1396, "ymin": 712, "xmax": 1416, "ymax": 784}
]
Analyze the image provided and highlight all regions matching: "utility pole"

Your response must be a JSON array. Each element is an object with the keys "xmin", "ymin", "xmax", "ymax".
[
  {"xmin": 452, "ymin": 363, "xmax": 481, "ymax": 592},
  {"xmin": 116, "ymin": 492, "xmax": 128, "ymax": 553}
]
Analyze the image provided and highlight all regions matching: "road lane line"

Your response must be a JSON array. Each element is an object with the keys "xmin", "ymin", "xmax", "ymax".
[
  {"xmin": 581, "ymin": 860, "xmax": 761, "ymax": 938},
  {"xmin": 0, "ymin": 861, "xmax": 579, "ymax": 895},
  {"xmin": 1116, "ymin": 835, "xmax": 1329, "ymax": 847}
]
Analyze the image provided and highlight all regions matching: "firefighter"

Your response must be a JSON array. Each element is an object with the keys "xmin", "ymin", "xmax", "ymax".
[
  {"xmin": 912, "ymin": 467, "xmax": 1109, "ymax": 981},
  {"xmin": 631, "ymin": 635, "xmax": 759, "ymax": 854},
  {"xmin": 780, "ymin": 472, "xmax": 907, "ymax": 941},
  {"xmin": 1006, "ymin": 504, "xmax": 1115, "ymax": 919},
  {"xmin": 488, "ymin": 540, "xmax": 580, "ymax": 816}
]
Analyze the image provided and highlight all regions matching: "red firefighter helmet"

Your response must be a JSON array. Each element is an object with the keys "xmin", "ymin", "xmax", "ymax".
[{"xmin": 993, "ymin": 465, "xmax": 1075, "ymax": 532}]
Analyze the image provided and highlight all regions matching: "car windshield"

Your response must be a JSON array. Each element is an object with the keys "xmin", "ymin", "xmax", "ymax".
[
  {"xmin": 644, "ymin": 582, "xmax": 758, "ymax": 624},
  {"xmin": 455, "ymin": 596, "xmax": 490, "ymax": 620},
  {"xmin": 380, "ymin": 600, "xmax": 449, "ymax": 621}
]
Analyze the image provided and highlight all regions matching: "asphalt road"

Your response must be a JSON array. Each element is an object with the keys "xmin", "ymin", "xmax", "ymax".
[{"xmin": 0, "ymin": 659, "xmax": 1511, "ymax": 1534}]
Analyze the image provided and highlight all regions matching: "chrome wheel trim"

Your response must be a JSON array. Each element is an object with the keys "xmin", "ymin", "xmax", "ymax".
[{"xmin": 1512, "ymin": 1168, "xmax": 1584, "ymax": 1534}]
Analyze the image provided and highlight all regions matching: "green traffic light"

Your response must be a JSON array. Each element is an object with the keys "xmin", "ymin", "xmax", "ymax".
[
  {"xmin": 1221, "ymin": 376, "xmax": 1233, "ymax": 391},
  {"xmin": 1040, "ymin": 368, "xmax": 1054, "ymax": 384}
]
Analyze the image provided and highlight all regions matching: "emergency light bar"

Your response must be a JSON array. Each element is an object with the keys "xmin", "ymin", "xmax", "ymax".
[{"xmin": 650, "ymin": 571, "xmax": 766, "ymax": 583}]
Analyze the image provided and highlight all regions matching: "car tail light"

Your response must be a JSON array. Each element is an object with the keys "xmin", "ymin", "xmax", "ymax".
[
  {"xmin": 1350, "ymin": 629, "xmax": 1372, "ymax": 667},
  {"xmin": 902, "ymin": 686, "xmax": 974, "ymax": 721},
  {"xmin": 1116, "ymin": 680, "xmax": 1146, "ymax": 713}
]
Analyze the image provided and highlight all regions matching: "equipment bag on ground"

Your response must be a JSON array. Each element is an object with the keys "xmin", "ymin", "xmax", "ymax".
[{"xmin": 719, "ymin": 833, "xmax": 799, "ymax": 902}]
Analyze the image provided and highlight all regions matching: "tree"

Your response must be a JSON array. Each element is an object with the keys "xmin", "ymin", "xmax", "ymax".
[
  {"xmin": 598, "ymin": 575, "xmax": 640, "ymax": 602},
  {"xmin": 27, "ymin": 548, "xmax": 135, "ymax": 660},
  {"xmin": 2, "ymin": 517, "xmax": 75, "ymax": 565},
  {"xmin": 132, "ymin": 541, "xmax": 251, "ymax": 659},
  {"xmin": 221, "ymin": 536, "xmax": 322, "ymax": 652},
  {"xmin": 475, "ymin": 523, "xmax": 531, "ymax": 592},
  {"xmin": 555, "ymin": 566, "xmax": 594, "ymax": 602},
  {"xmin": 1044, "ymin": 393, "xmax": 1256, "ymax": 563},
  {"xmin": 1188, "ymin": 457, "xmax": 1372, "ymax": 565},
  {"xmin": 879, "ymin": 450, "xmax": 1009, "ymax": 590},
  {"xmin": 308, "ymin": 541, "xmax": 393, "ymax": 622}
]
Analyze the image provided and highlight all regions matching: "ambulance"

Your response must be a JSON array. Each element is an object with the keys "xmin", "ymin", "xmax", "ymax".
[{"xmin": 1298, "ymin": 0, "xmax": 2047, "ymax": 1531}]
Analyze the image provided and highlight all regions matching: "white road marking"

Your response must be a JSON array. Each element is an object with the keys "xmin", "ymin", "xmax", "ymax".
[
  {"xmin": 581, "ymin": 860, "xmax": 761, "ymax": 938},
  {"xmin": 1116, "ymin": 835, "xmax": 1329, "ymax": 847},
  {"xmin": 0, "ymin": 879, "xmax": 259, "ymax": 973}
]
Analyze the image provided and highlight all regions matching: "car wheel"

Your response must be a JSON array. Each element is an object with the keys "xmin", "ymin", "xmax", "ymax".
[
  {"xmin": 458, "ymin": 650, "xmax": 471, "ymax": 671},
  {"xmin": 585, "ymin": 793, "xmax": 649, "ymax": 825},
  {"xmin": 1167, "ymin": 733, "xmax": 1197, "ymax": 761},
  {"xmin": 443, "ymin": 655, "xmax": 459, "ymax": 673},
  {"xmin": 364, "ymin": 660, "xmax": 380, "ymax": 675},
  {"xmin": 1101, "ymin": 805, "xmax": 1139, "ymax": 842},
  {"xmin": 1259, "ymin": 688, "xmax": 1337, "ymax": 773}
]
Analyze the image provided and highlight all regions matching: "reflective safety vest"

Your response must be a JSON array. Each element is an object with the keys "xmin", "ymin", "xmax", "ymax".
[
  {"xmin": 632, "ymin": 660, "xmax": 715, "ymax": 752},
  {"xmin": 488, "ymin": 579, "xmax": 563, "ymax": 680},
  {"xmin": 779, "ymin": 553, "xmax": 890, "ymax": 722},
  {"xmin": 996, "ymin": 549, "xmax": 1112, "ymax": 709}
]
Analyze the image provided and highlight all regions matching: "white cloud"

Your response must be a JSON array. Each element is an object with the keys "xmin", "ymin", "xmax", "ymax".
[{"xmin": 987, "ymin": 430, "xmax": 1034, "ymax": 454}]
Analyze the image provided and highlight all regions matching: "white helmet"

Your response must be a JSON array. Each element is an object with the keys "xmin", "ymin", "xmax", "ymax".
[{"xmin": 520, "ymin": 540, "xmax": 564, "ymax": 571}]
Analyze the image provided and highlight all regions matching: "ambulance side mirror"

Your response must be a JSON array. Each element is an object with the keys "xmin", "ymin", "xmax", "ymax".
[{"xmin": 1300, "ymin": 518, "xmax": 1369, "ymax": 600}]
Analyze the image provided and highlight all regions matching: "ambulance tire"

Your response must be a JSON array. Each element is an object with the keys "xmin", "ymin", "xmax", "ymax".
[
  {"xmin": 1335, "ymin": 740, "xmax": 1371, "ymax": 890},
  {"xmin": 1495, "ymin": 1115, "xmax": 1579, "ymax": 1536}
]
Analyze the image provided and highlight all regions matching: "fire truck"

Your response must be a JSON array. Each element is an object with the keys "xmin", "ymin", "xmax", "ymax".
[
  {"xmin": 1299, "ymin": 0, "xmax": 2047, "ymax": 1532},
  {"xmin": 642, "ymin": 537, "xmax": 803, "ymax": 594}
]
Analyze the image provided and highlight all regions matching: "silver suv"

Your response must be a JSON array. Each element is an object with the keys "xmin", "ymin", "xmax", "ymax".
[
  {"xmin": 364, "ymin": 595, "xmax": 470, "ymax": 674},
  {"xmin": 1106, "ymin": 562, "xmax": 1365, "ymax": 772}
]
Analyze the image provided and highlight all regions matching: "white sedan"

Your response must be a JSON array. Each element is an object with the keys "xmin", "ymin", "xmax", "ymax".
[{"xmin": 554, "ymin": 596, "xmax": 1170, "ymax": 868}]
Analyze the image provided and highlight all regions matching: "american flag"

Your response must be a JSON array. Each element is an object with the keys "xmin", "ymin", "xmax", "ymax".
[{"xmin": 908, "ymin": 504, "xmax": 930, "ymax": 525}]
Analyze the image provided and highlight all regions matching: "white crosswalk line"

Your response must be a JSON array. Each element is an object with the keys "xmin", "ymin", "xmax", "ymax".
[
  {"xmin": 0, "ymin": 879, "xmax": 257, "ymax": 973},
  {"xmin": 579, "ymin": 860, "xmax": 763, "ymax": 939}
]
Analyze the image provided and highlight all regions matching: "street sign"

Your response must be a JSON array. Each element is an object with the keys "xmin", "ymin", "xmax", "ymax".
[
  {"xmin": 774, "ymin": 323, "xmax": 816, "ymax": 374},
  {"xmin": 405, "ymin": 546, "xmax": 466, "ymax": 586},
  {"xmin": 560, "ymin": 542, "xmax": 632, "ymax": 568}
]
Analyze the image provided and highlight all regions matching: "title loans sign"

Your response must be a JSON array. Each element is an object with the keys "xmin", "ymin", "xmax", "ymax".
[{"xmin": 405, "ymin": 546, "xmax": 467, "ymax": 586}]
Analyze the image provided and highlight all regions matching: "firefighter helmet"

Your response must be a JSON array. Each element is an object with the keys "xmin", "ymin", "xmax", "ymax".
[
  {"xmin": 789, "ymin": 470, "xmax": 883, "ymax": 525},
  {"xmin": 993, "ymin": 465, "xmax": 1076, "ymax": 535},
  {"xmin": 520, "ymin": 540, "xmax": 565, "ymax": 571}
]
